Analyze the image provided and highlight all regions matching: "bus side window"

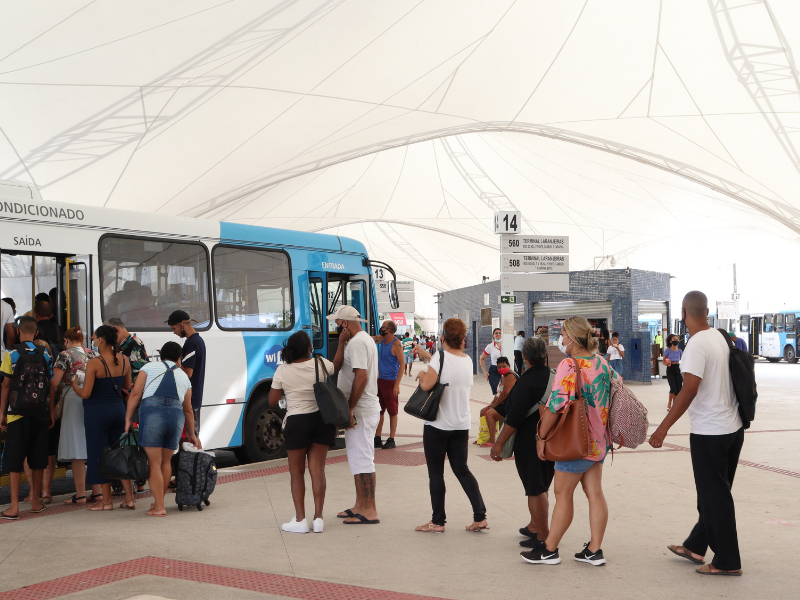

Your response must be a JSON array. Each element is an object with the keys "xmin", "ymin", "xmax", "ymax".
[
  {"xmin": 776, "ymin": 313, "xmax": 785, "ymax": 333},
  {"xmin": 764, "ymin": 314, "xmax": 773, "ymax": 332},
  {"xmin": 786, "ymin": 314, "xmax": 795, "ymax": 333}
]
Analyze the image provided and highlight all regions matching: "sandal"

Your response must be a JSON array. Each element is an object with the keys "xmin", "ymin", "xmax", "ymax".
[
  {"xmin": 415, "ymin": 521, "xmax": 445, "ymax": 533},
  {"xmin": 146, "ymin": 509, "xmax": 167, "ymax": 517},
  {"xmin": 87, "ymin": 502, "xmax": 113, "ymax": 511},
  {"xmin": 22, "ymin": 494, "xmax": 31, "ymax": 503},
  {"xmin": 65, "ymin": 495, "xmax": 87, "ymax": 505},
  {"xmin": 119, "ymin": 500, "xmax": 136, "ymax": 510},
  {"xmin": 0, "ymin": 510, "xmax": 20, "ymax": 521},
  {"xmin": 337, "ymin": 508, "xmax": 355, "ymax": 519},
  {"xmin": 41, "ymin": 495, "xmax": 52, "ymax": 505},
  {"xmin": 696, "ymin": 564, "xmax": 742, "ymax": 576},
  {"xmin": 466, "ymin": 520, "xmax": 489, "ymax": 532},
  {"xmin": 667, "ymin": 545, "xmax": 704, "ymax": 564},
  {"xmin": 29, "ymin": 505, "xmax": 47, "ymax": 514},
  {"xmin": 89, "ymin": 493, "xmax": 104, "ymax": 502}
]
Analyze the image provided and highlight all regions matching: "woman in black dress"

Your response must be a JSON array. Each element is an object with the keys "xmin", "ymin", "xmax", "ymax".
[{"xmin": 490, "ymin": 336, "xmax": 555, "ymax": 550}]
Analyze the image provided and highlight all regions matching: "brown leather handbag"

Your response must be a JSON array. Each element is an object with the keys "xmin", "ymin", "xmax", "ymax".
[{"xmin": 537, "ymin": 358, "xmax": 590, "ymax": 461}]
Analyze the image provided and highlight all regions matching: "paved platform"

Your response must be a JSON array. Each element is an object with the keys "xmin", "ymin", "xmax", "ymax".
[{"xmin": 0, "ymin": 360, "xmax": 797, "ymax": 599}]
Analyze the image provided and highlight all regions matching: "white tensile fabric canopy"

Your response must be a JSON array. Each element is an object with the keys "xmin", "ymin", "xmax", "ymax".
[{"xmin": 1, "ymin": 1, "xmax": 799, "ymax": 317}]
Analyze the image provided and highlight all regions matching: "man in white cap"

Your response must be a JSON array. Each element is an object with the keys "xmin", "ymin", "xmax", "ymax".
[{"xmin": 328, "ymin": 305, "xmax": 381, "ymax": 525}]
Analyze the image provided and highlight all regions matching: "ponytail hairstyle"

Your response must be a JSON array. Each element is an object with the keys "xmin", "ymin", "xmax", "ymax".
[
  {"xmin": 281, "ymin": 330, "xmax": 312, "ymax": 364},
  {"xmin": 64, "ymin": 326, "xmax": 84, "ymax": 344},
  {"xmin": 94, "ymin": 325, "xmax": 120, "ymax": 365}
]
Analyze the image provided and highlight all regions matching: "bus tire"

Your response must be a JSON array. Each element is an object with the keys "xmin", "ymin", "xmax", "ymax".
[
  {"xmin": 785, "ymin": 346, "xmax": 797, "ymax": 364},
  {"xmin": 243, "ymin": 394, "xmax": 287, "ymax": 463},
  {"xmin": 767, "ymin": 357, "xmax": 781, "ymax": 363},
  {"xmin": 233, "ymin": 446, "xmax": 252, "ymax": 464}
]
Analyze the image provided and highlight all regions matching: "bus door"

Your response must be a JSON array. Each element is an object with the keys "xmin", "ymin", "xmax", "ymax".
[
  {"xmin": 309, "ymin": 272, "xmax": 327, "ymax": 358},
  {"xmin": 0, "ymin": 251, "xmax": 93, "ymax": 346},
  {"xmin": 750, "ymin": 316, "xmax": 762, "ymax": 356}
]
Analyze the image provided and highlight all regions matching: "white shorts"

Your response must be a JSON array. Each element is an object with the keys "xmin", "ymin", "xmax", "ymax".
[{"xmin": 345, "ymin": 411, "xmax": 380, "ymax": 476}]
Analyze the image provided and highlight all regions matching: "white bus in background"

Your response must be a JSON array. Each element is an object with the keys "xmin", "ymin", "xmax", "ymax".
[{"xmin": 0, "ymin": 180, "xmax": 398, "ymax": 462}]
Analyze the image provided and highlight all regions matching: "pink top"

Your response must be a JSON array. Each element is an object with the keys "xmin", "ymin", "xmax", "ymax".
[{"xmin": 547, "ymin": 355, "xmax": 620, "ymax": 462}]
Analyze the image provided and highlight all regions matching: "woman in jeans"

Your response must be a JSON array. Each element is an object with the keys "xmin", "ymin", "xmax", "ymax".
[
  {"xmin": 525, "ymin": 316, "xmax": 620, "ymax": 566},
  {"xmin": 125, "ymin": 341, "xmax": 198, "ymax": 517},
  {"xmin": 268, "ymin": 331, "xmax": 336, "ymax": 533},
  {"xmin": 71, "ymin": 325, "xmax": 136, "ymax": 511},
  {"xmin": 51, "ymin": 326, "xmax": 96, "ymax": 504},
  {"xmin": 414, "ymin": 318, "xmax": 487, "ymax": 533}
]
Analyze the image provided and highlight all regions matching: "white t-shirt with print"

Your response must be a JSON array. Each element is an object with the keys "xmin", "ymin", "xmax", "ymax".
[
  {"xmin": 272, "ymin": 357, "xmax": 335, "ymax": 419},
  {"xmin": 607, "ymin": 343, "xmax": 624, "ymax": 361},
  {"xmin": 424, "ymin": 351, "xmax": 473, "ymax": 431},
  {"xmin": 483, "ymin": 341, "xmax": 502, "ymax": 366},
  {"xmin": 0, "ymin": 302, "xmax": 13, "ymax": 355},
  {"xmin": 680, "ymin": 328, "xmax": 742, "ymax": 435},
  {"xmin": 337, "ymin": 330, "xmax": 380, "ymax": 418}
]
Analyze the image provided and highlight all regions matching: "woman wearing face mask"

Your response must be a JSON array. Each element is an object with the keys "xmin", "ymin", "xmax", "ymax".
[
  {"xmin": 479, "ymin": 328, "xmax": 503, "ymax": 395},
  {"xmin": 51, "ymin": 327, "xmax": 97, "ymax": 504},
  {"xmin": 662, "ymin": 334, "xmax": 683, "ymax": 411},
  {"xmin": 480, "ymin": 357, "xmax": 517, "ymax": 446},
  {"xmin": 524, "ymin": 316, "xmax": 620, "ymax": 567}
]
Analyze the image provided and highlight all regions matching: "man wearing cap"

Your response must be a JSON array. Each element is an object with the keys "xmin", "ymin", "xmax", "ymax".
[
  {"xmin": 729, "ymin": 331, "xmax": 748, "ymax": 353},
  {"xmin": 168, "ymin": 311, "xmax": 205, "ymax": 437},
  {"xmin": 328, "ymin": 305, "xmax": 381, "ymax": 525}
]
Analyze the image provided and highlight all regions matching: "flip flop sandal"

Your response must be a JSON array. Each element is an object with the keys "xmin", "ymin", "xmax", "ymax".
[
  {"xmin": 22, "ymin": 495, "xmax": 31, "ymax": 503},
  {"xmin": 41, "ymin": 496, "xmax": 52, "ymax": 504},
  {"xmin": 696, "ymin": 564, "xmax": 742, "ymax": 576},
  {"xmin": 0, "ymin": 510, "xmax": 20, "ymax": 521},
  {"xmin": 667, "ymin": 545, "xmax": 704, "ymax": 565},
  {"xmin": 337, "ymin": 508, "xmax": 355, "ymax": 519},
  {"xmin": 65, "ymin": 495, "xmax": 87, "ymax": 504},
  {"xmin": 343, "ymin": 513, "xmax": 380, "ymax": 524},
  {"xmin": 119, "ymin": 500, "xmax": 136, "ymax": 510},
  {"xmin": 415, "ymin": 522, "xmax": 445, "ymax": 533},
  {"xmin": 29, "ymin": 505, "xmax": 47, "ymax": 514},
  {"xmin": 466, "ymin": 523, "xmax": 489, "ymax": 532},
  {"xmin": 146, "ymin": 510, "xmax": 167, "ymax": 517}
]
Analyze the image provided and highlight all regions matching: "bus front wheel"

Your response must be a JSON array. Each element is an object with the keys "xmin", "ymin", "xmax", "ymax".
[
  {"xmin": 785, "ymin": 346, "xmax": 797, "ymax": 364},
  {"xmin": 243, "ymin": 395, "xmax": 287, "ymax": 463},
  {"xmin": 766, "ymin": 357, "xmax": 781, "ymax": 363}
]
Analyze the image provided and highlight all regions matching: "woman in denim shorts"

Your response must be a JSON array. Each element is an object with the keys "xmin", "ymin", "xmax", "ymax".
[
  {"xmin": 526, "ymin": 317, "xmax": 621, "ymax": 567},
  {"xmin": 125, "ymin": 341, "xmax": 199, "ymax": 517}
]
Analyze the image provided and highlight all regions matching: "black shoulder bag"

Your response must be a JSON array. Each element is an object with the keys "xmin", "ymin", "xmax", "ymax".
[
  {"xmin": 404, "ymin": 351, "xmax": 449, "ymax": 421},
  {"xmin": 98, "ymin": 430, "xmax": 149, "ymax": 481},
  {"xmin": 312, "ymin": 357, "xmax": 351, "ymax": 427}
]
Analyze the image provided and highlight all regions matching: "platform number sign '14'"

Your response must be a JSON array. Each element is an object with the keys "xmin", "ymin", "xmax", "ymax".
[{"xmin": 494, "ymin": 211, "xmax": 521, "ymax": 234}]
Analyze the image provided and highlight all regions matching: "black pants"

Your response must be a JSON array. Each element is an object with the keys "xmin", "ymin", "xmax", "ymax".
[
  {"xmin": 423, "ymin": 425, "xmax": 486, "ymax": 526},
  {"xmin": 514, "ymin": 350, "xmax": 524, "ymax": 375},
  {"xmin": 684, "ymin": 428, "xmax": 745, "ymax": 571},
  {"xmin": 667, "ymin": 364, "xmax": 683, "ymax": 395}
]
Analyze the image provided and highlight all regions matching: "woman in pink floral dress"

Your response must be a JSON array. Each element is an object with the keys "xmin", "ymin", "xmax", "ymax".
[{"xmin": 523, "ymin": 317, "xmax": 620, "ymax": 567}]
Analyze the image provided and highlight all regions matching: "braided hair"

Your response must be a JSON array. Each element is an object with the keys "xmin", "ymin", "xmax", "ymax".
[{"xmin": 94, "ymin": 325, "xmax": 120, "ymax": 365}]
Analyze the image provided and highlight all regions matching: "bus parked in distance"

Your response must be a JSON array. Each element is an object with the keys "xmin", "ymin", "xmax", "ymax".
[
  {"xmin": 0, "ymin": 180, "xmax": 399, "ymax": 462},
  {"xmin": 740, "ymin": 311, "xmax": 800, "ymax": 363}
]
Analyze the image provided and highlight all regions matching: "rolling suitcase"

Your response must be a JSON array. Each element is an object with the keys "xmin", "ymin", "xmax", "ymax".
[{"xmin": 175, "ymin": 448, "xmax": 217, "ymax": 511}]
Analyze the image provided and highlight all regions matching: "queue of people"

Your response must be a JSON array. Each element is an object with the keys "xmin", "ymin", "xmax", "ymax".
[{"xmin": 0, "ymin": 301, "xmax": 205, "ymax": 518}]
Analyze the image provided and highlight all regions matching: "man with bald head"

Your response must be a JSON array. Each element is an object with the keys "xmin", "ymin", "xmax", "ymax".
[{"xmin": 650, "ymin": 291, "xmax": 744, "ymax": 576}]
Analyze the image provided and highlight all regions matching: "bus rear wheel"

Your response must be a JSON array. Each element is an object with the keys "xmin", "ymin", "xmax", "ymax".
[
  {"xmin": 767, "ymin": 357, "xmax": 781, "ymax": 363},
  {"xmin": 785, "ymin": 346, "xmax": 797, "ymax": 364},
  {"xmin": 243, "ymin": 394, "xmax": 287, "ymax": 463}
]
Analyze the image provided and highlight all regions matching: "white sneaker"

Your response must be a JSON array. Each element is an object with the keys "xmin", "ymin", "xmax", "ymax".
[
  {"xmin": 281, "ymin": 517, "xmax": 309, "ymax": 533},
  {"xmin": 313, "ymin": 518, "xmax": 324, "ymax": 533}
]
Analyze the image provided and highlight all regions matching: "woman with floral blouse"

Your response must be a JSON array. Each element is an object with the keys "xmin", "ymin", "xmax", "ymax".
[{"xmin": 522, "ymin": 316, "xmax": 620, "ymax": 567}]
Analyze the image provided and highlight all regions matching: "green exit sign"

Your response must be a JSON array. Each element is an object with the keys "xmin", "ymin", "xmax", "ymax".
[{"xmin": 500, "ymin": 295, "xmax": 516, "ymax": 304}]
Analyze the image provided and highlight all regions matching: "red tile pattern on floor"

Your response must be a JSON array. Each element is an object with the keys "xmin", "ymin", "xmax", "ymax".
[
  {"xmin": 662, "ymin": 441, "xmax": 800, "ymax": 478},
  {"xmin": 0, "ymin": 556, "xmax": 452, "ymax": 600}
]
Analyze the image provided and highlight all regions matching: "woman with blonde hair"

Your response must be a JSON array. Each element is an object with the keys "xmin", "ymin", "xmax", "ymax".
[
  {"xmin": 50, "ymin": 326, "xmax": 97, "ymax": 504},
  {"xmin": 523, "ymin": 316, "xmax": 620, "ymax": 566}
]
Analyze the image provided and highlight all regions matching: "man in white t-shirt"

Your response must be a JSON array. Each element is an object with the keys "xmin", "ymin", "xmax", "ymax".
[
  {"xmin": 650, "ymin": 291, "xmax": 744, "ymax": 576},
  {"xmin": 479, "ymin": 328, "xmax": 503, "ymax": 394},
  {"xmin": 0, "ymin": 299, "xmax": 16, "ymax": 356},
  {"xmin": 329, "ymin": 305, "xmax": 381, "ymax": 525}
]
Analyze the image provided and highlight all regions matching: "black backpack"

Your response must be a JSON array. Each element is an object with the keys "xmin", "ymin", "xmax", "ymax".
[
  {"xmin": 717, "ymin": 329, "xmax": 757, "ymax": 429},
  {"xmin": 8, "ymin": 343, "xmax": 51, "ymax": 418}
]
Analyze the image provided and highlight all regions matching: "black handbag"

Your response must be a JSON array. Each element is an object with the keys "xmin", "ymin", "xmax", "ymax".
[
  {"xmin": 98, "ymin": 431, "xmax": 149, "ymax": 481},
  {"xmin": 312, "ymin": 357, "xmax": 351, "ymax": 427},
  {"xmin": 404, "ymin": 351, "xmax": 448, "ymax": 421}
]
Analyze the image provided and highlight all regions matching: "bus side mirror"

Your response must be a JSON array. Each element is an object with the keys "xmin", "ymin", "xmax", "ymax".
[{"xmin": 389, "ymin": 280, "xmax": 399, "ymax": 309}]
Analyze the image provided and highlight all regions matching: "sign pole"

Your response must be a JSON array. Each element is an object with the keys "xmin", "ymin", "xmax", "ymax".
[{"xmin": 500, "ymin": 235, "xmax": 515, "ymax": 363}]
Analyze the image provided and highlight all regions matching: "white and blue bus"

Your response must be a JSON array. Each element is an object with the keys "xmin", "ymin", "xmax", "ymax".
[
  {"xmin": 0, "ymin": 180, "xmax": 399, "ymax": 462},
  {"xmin": 740, "ymin": 311, "xmax": 800, "ymax": 363}
]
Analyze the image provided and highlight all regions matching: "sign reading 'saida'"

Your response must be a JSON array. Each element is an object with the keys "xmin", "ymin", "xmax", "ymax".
[{"xmin": 0, "ymin": 201, "xmax": 85, "ymax": 221}]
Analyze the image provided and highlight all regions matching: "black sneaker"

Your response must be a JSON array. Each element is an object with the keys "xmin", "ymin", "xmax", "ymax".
[
  {"xmin": 382, "ymin": 438, "xmax": 396, "ymax": 449},
  {"xmin": 374, "ymin": 436, "xmax": 382, "ymax": 449},
  {"xmin": 519, "ymin": 537, "xmax": 545, "ymax": 550},
  {"xmin": 520, "ymin": 547, "xmax": 561, "ymax": 565},
  {"xmin": 519, "ymin": 526, "xmax": 537, "ymax": 538},
  {"xmin": 574, "ymin": 543, "xmax": 606, "ymax": 566}
]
